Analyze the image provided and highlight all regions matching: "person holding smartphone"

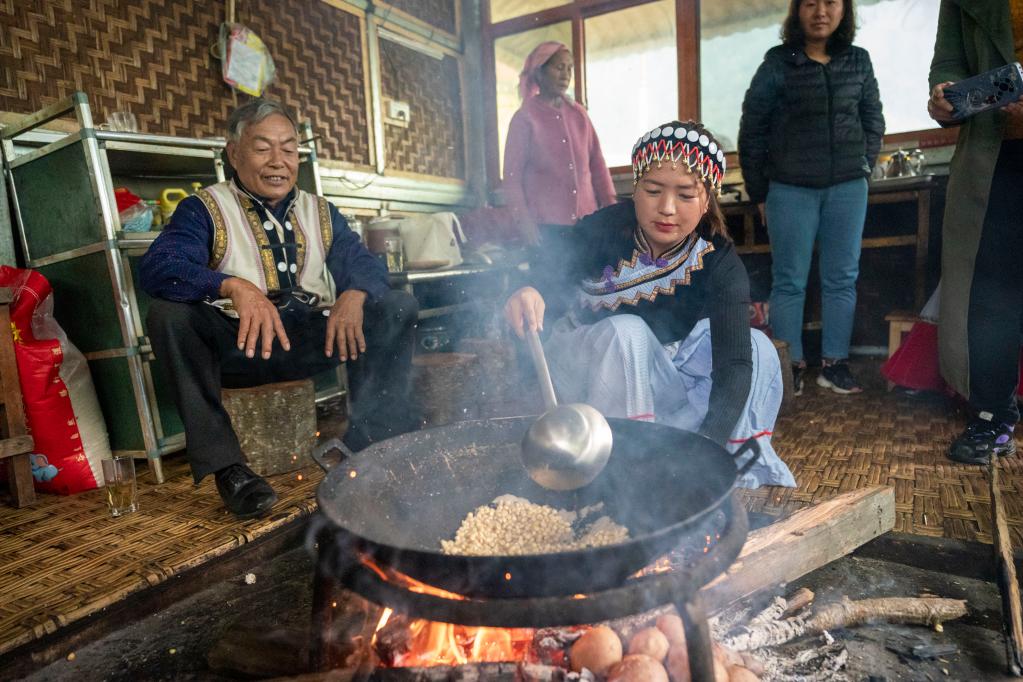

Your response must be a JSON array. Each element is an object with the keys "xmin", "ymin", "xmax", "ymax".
[{"xmin": 928, "ymin": 0, "xmax": 1023, "ymax": 465}]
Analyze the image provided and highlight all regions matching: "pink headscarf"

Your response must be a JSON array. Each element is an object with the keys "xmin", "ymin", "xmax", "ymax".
[{"xmin": 518, "ymin": 41, "xmax": 569, "ymax": 100}]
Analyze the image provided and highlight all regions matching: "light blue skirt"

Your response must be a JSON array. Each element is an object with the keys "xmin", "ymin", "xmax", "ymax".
[{"xmin": 544, "ymin": 315, "xmax": 796, "ymax": 489}]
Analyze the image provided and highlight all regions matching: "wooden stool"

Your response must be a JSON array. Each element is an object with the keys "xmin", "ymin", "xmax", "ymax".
[
  {"xmin": 0, "ymin": 288, "xmax": 36, "ymax": 507},
  {"xmin": 221, "ymin": 379, "xmax": 317, "ymax": 476},
  {"xmin": 772, "ymin": 338, "xmax": 795, "ymax": 411},
  {"xmin": 412, "ymin": 352, "xmax": 479, "ymax": 427},
  {"xmin": 884, "ymin": 310, "xmax": 919, "ymax": 391},
  {"xmin": 884, "ymin": 310, "xmax": 919, "ymax": 358}
]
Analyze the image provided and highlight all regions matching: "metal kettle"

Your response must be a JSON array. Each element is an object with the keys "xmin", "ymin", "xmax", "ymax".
[{"xmin": 884, "ymin": 148, "xmax": 926, "ymax": 178}]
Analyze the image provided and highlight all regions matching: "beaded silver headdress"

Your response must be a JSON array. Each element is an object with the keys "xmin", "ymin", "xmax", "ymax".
[{"xmin": 631, "ymin": 121, "xmax": 726, "ymax": 194}]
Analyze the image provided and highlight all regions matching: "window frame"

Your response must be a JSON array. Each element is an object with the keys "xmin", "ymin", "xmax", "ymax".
[
  {"xmin": 481, "ymin": 0, "xmax": 954, "ymax": 189},
  {"xmin": 482, "ymin": 0, "xmax": 698, "ymax": 183}
]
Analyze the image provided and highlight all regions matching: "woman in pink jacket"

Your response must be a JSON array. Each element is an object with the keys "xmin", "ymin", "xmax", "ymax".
[{"xmin": 503, "ymin": 41, "xmax": 617, "ymax": 316}]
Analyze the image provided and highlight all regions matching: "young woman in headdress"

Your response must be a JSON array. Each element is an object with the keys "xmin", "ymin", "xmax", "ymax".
[{"xmin": 504, "ymin": 121, "xmax": 796, "ymax": 489}]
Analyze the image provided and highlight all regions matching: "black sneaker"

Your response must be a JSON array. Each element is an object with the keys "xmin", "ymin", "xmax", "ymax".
[
  {"xmin": 948, "ymin": 416, "xmax": 1017, "ymax": 465},
  {"xmin": 792, "ymin": 364, "xmax": 805, "ymax": 397},
  {"xmin": 816, "ymin": 361, "xmax": 863, "ymax": 394}
]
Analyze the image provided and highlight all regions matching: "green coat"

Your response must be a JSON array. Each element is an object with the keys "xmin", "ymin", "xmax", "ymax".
[{"xmin": 929, "ymin": 0, "xmax": 1016, "ymax": 398}]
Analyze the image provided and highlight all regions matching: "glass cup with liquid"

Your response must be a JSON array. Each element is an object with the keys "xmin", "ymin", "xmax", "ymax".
[
  {"xmin": 102, "ymin": 456, "xmax": 138, "ymax": 517},
  {"xmin": 384, "ymin": 236, "xmax": 405, "ymax": 273}
]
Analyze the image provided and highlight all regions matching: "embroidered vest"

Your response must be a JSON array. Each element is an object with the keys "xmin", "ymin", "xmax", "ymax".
[
  {"xmin": 195, "ymin": 181, "xmax": 336, "ymax": 305},
  {"xmin": 578, "ymin": 232, "xmax": 715, "ymax": 311}
]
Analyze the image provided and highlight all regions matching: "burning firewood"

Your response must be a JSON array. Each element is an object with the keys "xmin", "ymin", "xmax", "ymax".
[{"xmin": 722, "ymin": 596, "xmax": 968, "ymax": 652}]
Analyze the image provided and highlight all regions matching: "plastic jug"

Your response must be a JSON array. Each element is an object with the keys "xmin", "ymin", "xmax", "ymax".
[{"xmin": 158, "ymin": 188, "xmax": 189, "ymax": 222}]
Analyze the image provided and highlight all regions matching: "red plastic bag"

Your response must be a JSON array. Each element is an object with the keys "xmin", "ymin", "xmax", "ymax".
[{"xmin": 0, "ymin": 266, "xmax": 111, "ymax": 494}]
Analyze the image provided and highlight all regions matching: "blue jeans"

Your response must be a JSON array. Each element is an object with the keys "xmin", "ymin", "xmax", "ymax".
[{"xmin": 765, "ymin": 178, "xmax": 868, "ymax": 363}]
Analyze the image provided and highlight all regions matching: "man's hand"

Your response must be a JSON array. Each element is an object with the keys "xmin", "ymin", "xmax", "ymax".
[
  {"xmin": 326, "ymin": 289, "xmax": 367, "ymax": 361},
  {"xmin": 1004, "ymin": 94, "xmax": 1023, "ymax": 119},
  {"xmin": 757, "ymin": 202, "xmax": 766, "ymax": 227},
  {"xmin": 927, "ymin": 82, "xmax": 956, "ymax": 123},
  {"xmin": 504, "ymin": 287, "xmax": 545, "ymax": 339},
  {"xmin": 220, "ymin": 277, "xmax": 290, "ymax": 360}
]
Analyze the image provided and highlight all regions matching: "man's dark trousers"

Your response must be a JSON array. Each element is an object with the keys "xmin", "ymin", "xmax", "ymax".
[{"xmin": 147, "ymin": 289, "xmax": 419, "ymax": 482}]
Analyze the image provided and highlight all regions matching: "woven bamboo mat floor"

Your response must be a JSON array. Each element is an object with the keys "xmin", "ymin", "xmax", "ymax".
[
  {"xmin": 1, "ymin": 358, "xmax": 1020, "ymax": 661},
  {"xmin": 743, "ymin": 359, "xmax": 1023, "ymax": 547},
  {"xmin": 0, "ymin": 456, "xmax": 325, "ymax": 658}
]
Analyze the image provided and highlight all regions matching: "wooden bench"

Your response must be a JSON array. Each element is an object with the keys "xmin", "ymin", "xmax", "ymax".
[{"xmin": 0, "ymin": 288, "xmax": 35, "ymax": 507}]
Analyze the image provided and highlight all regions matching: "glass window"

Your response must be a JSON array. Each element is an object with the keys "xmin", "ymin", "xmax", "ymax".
[
  {"xmin": 856, "ymin": 0, "xmax": 940, "ymax": 135},
  {"xmin": 489, "ymin": 0, "xmax": 571, "ymax": 24},
  {"xmin": 584, "ymin": 0, "xmax": 677, "ymax": 167},
  {"xmin": 699, "ymin": 0, "xmax": 787, "ymax": 152},
  {"xmin": 494, "ymin": 22, "xmax": 572, "ymax": 174},
  {"xmin": 700, "ymin": 0, "xmax": 941, "ymax": 150}
]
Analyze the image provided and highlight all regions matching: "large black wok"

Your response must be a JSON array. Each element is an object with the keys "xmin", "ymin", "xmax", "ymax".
[{"xmin": 313, "ymin": 417, "xmax": 758, "ymax": 599}]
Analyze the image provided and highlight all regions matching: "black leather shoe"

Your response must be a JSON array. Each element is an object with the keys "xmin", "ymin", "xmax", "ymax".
[{"xmin": 215, "ymin": 463, "xmax": 278, "ymax": 519}]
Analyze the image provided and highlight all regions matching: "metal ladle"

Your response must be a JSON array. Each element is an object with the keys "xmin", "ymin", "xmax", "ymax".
[{"xmin": 521, "ymin": 329, "xmax": 613, "ymax": 490}]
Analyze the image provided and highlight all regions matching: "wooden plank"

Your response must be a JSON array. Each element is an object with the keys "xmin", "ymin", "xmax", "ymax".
[
  {"xmin": 0, "ymin": 435, "xmax": 33, "ymax": 460},
  {"xmin": 702, "ymin": 486, "xmax": 895, "ymax": 612},
  {"xmin": 990, "ymin": 460, "xmax": 1023, "ymax": 676}
]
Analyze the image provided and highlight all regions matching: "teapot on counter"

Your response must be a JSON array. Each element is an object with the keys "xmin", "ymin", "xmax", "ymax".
[{"xmin": 884, "ymin": 148, "xmax": 926, "ymax": 179}]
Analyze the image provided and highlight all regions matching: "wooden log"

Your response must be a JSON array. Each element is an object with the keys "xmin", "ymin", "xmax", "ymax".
[
  {"xmin": 702, "ymin": 486, "xmax": 896, "ymax": 613},
  {"xmin": 723, "ymin": 596, "xmax": 967, "ymax": 651},
  {"xmin": 990, "ymin": 459, "xmax": 1023, "ymax": 676},
  {"xmin": 221, "ymin": 379, "xmax": 317, "ymax": 476}
]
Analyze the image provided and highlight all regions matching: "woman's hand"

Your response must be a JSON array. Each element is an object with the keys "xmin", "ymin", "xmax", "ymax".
[
  {"xmin": 1005, "ymin": 94, "xmax": 1023, "ymax": 119},
  {"xmin": 504, "ymin": 287, "xmax": 546, "ymax": 339},
  {"xmin": 927, "ymin": 82, "xmax": 956, "ymax": 123}
]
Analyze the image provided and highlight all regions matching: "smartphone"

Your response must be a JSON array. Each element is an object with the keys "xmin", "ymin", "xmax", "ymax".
[{"xmin": 942, "ymin": 62, "xmax": 1023, "ymax": 120}]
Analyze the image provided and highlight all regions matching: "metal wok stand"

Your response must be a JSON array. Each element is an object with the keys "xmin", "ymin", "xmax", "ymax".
[{"xmin": 309, "ymin": 493, "xmax": 749, "ymax": 682}]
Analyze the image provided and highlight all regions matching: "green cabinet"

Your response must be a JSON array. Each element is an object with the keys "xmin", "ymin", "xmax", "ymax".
[{"xmin": 2, "ymin": 93, "xmax": 337, "ymax": 483}]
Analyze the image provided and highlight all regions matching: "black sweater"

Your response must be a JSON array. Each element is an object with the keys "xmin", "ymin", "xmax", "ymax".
[
  {"xmin": 554, "ymin": 201, "xmax": 753, "ymax": 446},
  {"xmin": 738, "ymin": 44, "xmax": 886, "ymax": 203}
]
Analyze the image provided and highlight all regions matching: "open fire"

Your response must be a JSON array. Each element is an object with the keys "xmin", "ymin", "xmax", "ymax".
[
  {"xmin": 355, "ymin": 531, "xmax": 729, "ymax": 677},
  {"xmin": 372, "ymin": 608, "xmax": 537, "ymax": 667}
]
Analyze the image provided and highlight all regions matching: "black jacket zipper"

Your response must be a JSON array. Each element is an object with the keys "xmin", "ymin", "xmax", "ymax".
[{"xmin": 823, "ymin": 61, "xmax": 834, "ymax": 186}]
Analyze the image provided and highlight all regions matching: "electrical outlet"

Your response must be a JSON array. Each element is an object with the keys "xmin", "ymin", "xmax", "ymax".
[{"xmin": 384, "ymin": 98, "xmax": 410, "ymax": 128}]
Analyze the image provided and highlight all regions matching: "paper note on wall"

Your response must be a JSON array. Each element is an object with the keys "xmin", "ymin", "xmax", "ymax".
[{"xmin": 220, "ymin": 23, "xmax": 276, "ymax": 97}]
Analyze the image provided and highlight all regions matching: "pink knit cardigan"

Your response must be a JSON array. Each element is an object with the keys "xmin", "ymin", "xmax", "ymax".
[{"xmin": 502, "ymin": 95, "xmax": 617, "ymax": 227}]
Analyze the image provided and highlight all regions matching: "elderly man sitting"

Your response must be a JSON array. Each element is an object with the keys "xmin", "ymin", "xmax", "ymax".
[{"xmin": 139, "ymin": 99, "xmax": 419, "ymax": 518}]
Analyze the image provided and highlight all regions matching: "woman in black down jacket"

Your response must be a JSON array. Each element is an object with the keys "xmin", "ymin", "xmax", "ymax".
[{"xmin": 739, "ymin": 0, "xmax": 884, "ymax": 396}]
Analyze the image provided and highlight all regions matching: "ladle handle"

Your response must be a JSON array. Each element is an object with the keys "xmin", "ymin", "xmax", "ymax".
[{"xmin": 526, "ymin": 329, "xmax": 558, "ymax": 411}]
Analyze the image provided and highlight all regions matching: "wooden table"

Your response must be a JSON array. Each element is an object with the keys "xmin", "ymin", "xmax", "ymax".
[{"xmin": 723, "ymin": 175, "xmax": 940, "ymax": 310}]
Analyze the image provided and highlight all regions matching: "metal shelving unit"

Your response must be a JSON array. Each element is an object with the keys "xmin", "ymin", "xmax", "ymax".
[{"xmin": 1, "ymin": 92, "xmax": 336, "ymax": 483}]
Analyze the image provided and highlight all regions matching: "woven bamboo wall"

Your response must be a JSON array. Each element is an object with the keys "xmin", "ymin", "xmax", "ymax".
[
  {"xmin": 0, "ymin": 0, "xmax": 381, "ymax": 166},
  {"xmin": 380, "ymin": 39, "xmax": 465, "ymax": 178},
  {"xmin": 381, "ymin": 0, "xmax": 458, "ymax": 35}
]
